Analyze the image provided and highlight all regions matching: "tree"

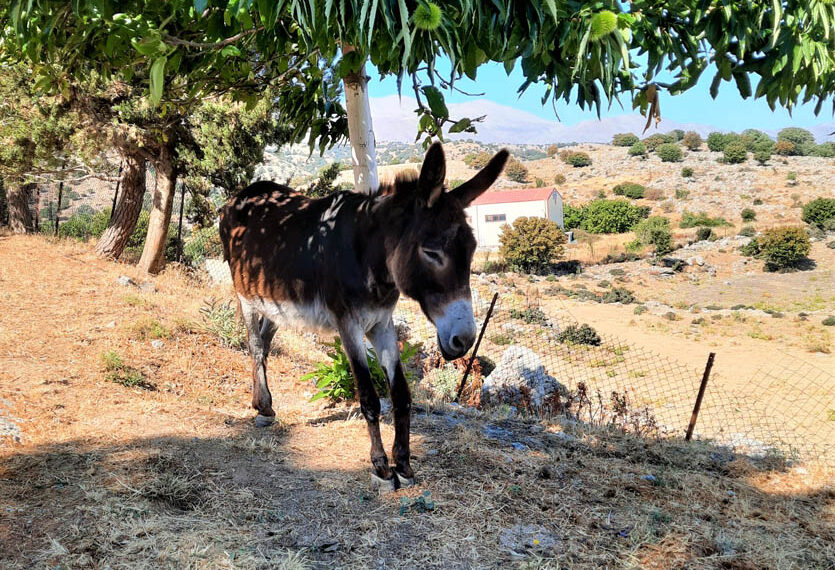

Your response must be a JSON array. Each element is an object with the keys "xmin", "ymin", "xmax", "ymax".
[
  {"xmin": 632, "ymin": 216, "xmax": 673, "ymax": 255},
  {"xmin": 580, "ymin": 199, "xmax": 650, "ymax": 234},
  {"xmin": 723, "ymin": 141, "xmax": 748, "ymax": 164},
  {"xmin": 778, "ymin": 128, "xmax": 816, "ymax": 155},
  {"xmin": 801, "ymin": 198, "xmax": 835, "ymax": 229},
  {"xmin": 499, "ymin": 217, "xmax": 566, "ymax": 274},
  {"xmin": 504, "ymin": 158, "xmax": 529, "ymax": 183},
  {"xmin": 754, "ymin": 147, "xmax": 772, "ymax": 165},
  {"xmin": 682, "ymin": 131, "xmax": 702, "ymax": 151},
  {"xmin": 628, "ymin": 142, "xmax": 647, "ymax": 157},
  {"xmin": 657, "ymin": 143, "xmax": 683, "ymax": 162},
  {"xmin": 612, "ymin": 133, "xmax": 639, "ymax": 147}
]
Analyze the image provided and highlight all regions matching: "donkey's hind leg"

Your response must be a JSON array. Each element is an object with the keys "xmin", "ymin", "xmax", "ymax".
[{"xmin": 238, "ymin": 296, "xmax": 275, "ymax": 427}]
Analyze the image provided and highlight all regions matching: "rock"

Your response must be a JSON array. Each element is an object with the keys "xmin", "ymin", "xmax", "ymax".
[
  {"xmin": 687, "ymin": 256, "xmax": 705, "ymax": 267},
  {"xmin": 117, "ymin": 275, "xmax": 136, "ymax": 287},
  {"xmin": 151, "ymin": 340, "xmax": 164, "ymax": 349},
  {"xmin": 481, "ymin": 346, "xmax": 565, "ymax": 410},
  {"xmin": 499, "ymin": 524, "xmax": 557, "ymax": 554},
  {"xmin": 139, "ymin": 281, "xmax": 156, "ymax": 293}
]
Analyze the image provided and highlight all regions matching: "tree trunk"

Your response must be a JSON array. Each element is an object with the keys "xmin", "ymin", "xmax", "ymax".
[
  {"xmin": 342, "ymin": 46, "xmax": 379, "ymax": 194},
  {"xmin": 137, "ymin": 145, "xmax": 177, "ymax": 274},
  {"xmin": 6, "ymin": 182, "xmax": 34, "ymax": 234},
  {"xmin": 95, "ymin": 152, "xmax": 145, "ymax": 259}
]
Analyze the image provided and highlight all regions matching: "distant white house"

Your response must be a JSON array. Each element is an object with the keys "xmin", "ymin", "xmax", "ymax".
[{"xmin": 465, "ymin": 187, "xmax": 564, "ymax": 249}]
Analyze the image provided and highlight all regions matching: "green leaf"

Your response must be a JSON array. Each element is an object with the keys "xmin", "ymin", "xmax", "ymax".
[
  {"xmin": 421, "ymin": 86, "xmax": 449, "ymax": 119},
  {"xmin": 150, "ymin": 56, "xmax": 166, "ymax": 106},
  {"xmin": 448, "ymin": 118, "xmax": 472, "ymax": 133},
  {"xmin": 221, "ymin": 45, "xmax": 242, "ymax": 58}
]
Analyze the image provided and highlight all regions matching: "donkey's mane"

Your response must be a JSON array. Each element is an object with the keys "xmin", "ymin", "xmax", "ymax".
[{"xmin": 377, "ymin": 169, "xmax": 419, "ymax": 196}]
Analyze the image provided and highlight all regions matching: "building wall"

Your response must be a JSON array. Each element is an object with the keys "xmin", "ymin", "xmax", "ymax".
[{"xmin": 465, "ymin": 191, "xmax": 565, "ymax": 250}]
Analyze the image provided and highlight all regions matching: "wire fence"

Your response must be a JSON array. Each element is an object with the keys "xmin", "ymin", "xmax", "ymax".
[{"xmin": 20, "ymin": 178, "xmax": 835, "ymax": 467}]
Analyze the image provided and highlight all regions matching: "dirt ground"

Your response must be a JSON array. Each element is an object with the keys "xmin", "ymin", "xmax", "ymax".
[{"xmin": 1, "ymin": 236, "xmax": 833, "ymax": 569}]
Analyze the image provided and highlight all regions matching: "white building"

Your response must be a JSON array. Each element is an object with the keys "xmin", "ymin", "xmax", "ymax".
[{"xmin": 465, "ymin": 187, "xmax": 564, "ymax": 249}]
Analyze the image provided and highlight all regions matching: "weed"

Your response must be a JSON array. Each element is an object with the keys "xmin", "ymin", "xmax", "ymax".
[
  {"xmin": 400, "ymin": 491, "xmax": 436, "ymax": 515},
  {"xmin": 510, "ymin": 307, "xmax": 549, "ymax": 325},
  {"xmin": 822, "ymin": 316, "xmax": 835, "ymax": 327},
  {"xmin": 129, "ymin": 317, "xmax": 172, "ymax": 340},
  {"xmin": 663, "ymin": 312, "xmax": 679, "ymax": 321},
  {"xmin": 557, "ymin": 324, "xmax": 602, "ymax": 346},
  {"xmin": 199, "ymin": 298, "xmax": 246, "ymax": 349},
  {"xmin": 491, "ymin": 334, "xmax": 514, "ymax": 346},
  {"xmin": 100, "ymin": 350, "xmax": 155, "ymax": 390},
  {"xmin": 123, "ymin": 294, "xmax": 147, "ymax": 307}
]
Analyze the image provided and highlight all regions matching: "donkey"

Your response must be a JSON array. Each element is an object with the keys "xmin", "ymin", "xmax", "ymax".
[{"xmin": 218, "ymin": 143, "xmax": 508, "ymax": 490}]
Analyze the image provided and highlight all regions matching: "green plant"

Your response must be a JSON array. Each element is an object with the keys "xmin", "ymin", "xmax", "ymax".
[
  {"xmin": 757, "ymin": 227, "xmax": 811, "ymax": 272},
  {"xmin": 754, "ymin": 148, "xmax": 772, "ymax": 165},
  {"xmin": 723, "ymin": 141, "xmax": 748, "ymax": 164},
  {"xmin": 681, "ymin": 167, "xmax": 694, "ymax": 178},
  {"xmin": 563, "ymin": 151, "xmax": 592, "ymax": 167},
  {"xmin": 706, "ymin": 132, "xmax": 729, "ymax": 151},
  {"xmin": 776, "ymin": 140, "xmax": 797, "ymax": 156},
  {"xmin": 499, "ymin": 216, "xmax": 566, "ymax": 274},
  {"xmin": 553, "ymin": 173, "xmax": 567, "ymax": 185},
  {"xmin": 628, "ymin": 142, "xmax": 647, "ymax": 157},
  {"xmin": 656, "ymin": 143, "xmax": 683, "ymax": 162},
  {"xmin": 822, "ymin": 317, "xmax": 835, "ymax": 327},
  {"xmin": 675, "ymin": 188, "xmax": 690, "ymax": 200},
  {"xmin": 738, "ymin": 226, "xmax": 756, "ymax": 237},
  {"xmin": 183, "ymin": 226, "xmax": 224, "ymax": 265},
  {"xmin": 509, "ymin": 307, "xmax": 549, "ymax": 325},
  {"xmin": 101, "ymin": 350, "xmax": 155, "ymax": 390},
  {"xmin": 198, "ymin": 298, "xmax": 246, "ymax": 349},
  {"xmin": 811, "ymin": 142, "xmax": 835, "ymax": 157},
  {"xmin": 827, "ymin": 241, "xmax": 835, "ymax": 249},
  {"xmin": 741, "ymin": 208, "xmax": 756, "ymax": 222},
  {"xmin": 602, "ymin": 287, "xmax": 636, "ymax": 304},
  {"xmin": 612, "ymin": 133, "xmax": 639, "ymax": 147},
  {"xmin": 680, "ymin": 211, "xmax": 730, "ymax": 228},
  {"xmin": 633, "ymin": 216, "xmax": 673, "ymax": 255},
  {"xmin": 130, "ymin": 317, "xmax": 172, "ymax": 340},
  {"xmin": 682, "ymin": 132, "xmax": 702, "ymax": 151},
  {"xmin": 535, "ymin": 177, "xmax": 544, "ymax": 188},
  {"xmin": 563, "ymin": 203, "xmax": 585, "ymax": 230},
  {"xmin": 696, "ymin": 227, "xmax": 713, "ymax": 241},
  {"xmin": 612, "ymin": 182, "xmax": 645, "ymax": 199},
  {"xmin": 753, "ymin": 198, "xmax": 763, "ymax": 205},
  {"xmin": 633, "ymin": 305, "xmax": 647, "ymax": 315},
  {"xmin": 643, "ymin": 133, "xmax": 673, "ymax": 152},
  {"xmin": 557, "ymin": 324, "xmax": 602, "ymax": 346},
  {"xmin": 504, "ymin": 157, "xmax": 529, "ymax": 182},
  {"xmin": 490, "ymin": 334, "xmax": 513, "ymax": 346},
  {"xmin": 579, "ymin": 199, "xmax": 651, "ymax": 234},
  {"xmin": 801, "ymin": 198, "xmax": 835, "ymax": 229},
  {"xmin": 777, "ymin": 127, "xmax": 815, "ymax": 154}
]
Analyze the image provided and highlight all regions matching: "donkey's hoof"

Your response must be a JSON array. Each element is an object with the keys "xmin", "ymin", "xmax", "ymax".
[
  {"xmin": 395, "ymin": 472, "xmax": 415, "ymax": 488},
  {"xmin": 371, "ymin": 473, "xmax": 397, "ymax": 494},
  {"xmin": 254, "ymin": 414, "xmax": 275, "ymax": 428}
]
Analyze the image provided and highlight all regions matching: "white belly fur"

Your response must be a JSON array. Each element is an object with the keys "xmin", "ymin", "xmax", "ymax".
[{"xmin": 240, "ymin": 294, "xmax": 393, "ymax": 334}]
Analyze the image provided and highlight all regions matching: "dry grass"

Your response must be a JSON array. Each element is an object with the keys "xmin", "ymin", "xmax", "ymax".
[{"xmin": 0, "ymin": 236, "xmax": 833, "ymax": 569}]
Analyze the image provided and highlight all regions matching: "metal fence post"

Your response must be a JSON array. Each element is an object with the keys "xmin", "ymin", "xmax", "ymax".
[
  {"xmin": 686, "ymin": 352, "xmax": 716, "ymax": 441},
  {"xmin": 454, "ymin": 292, "xmax": 499, "ymax": 403}
]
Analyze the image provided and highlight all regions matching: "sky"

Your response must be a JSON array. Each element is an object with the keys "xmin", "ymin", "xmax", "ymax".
[{"xmin": 365, "ymin": 59, "xmax": 832, "ymax": 133}]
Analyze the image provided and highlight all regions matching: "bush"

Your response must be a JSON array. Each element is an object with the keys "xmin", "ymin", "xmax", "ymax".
[
  {"xmin": 801, "ymin": 198, "xmax": 835, "ymax": 229},
  {"xmin": 696, "ymin": 227, "xmax": 713, "ymax": 241},
  {"xmin": 644, "ymin": 188, "xmax": 665, "ymax": 201},
  {"xmin": 546, "ymin": 144, "xmax": 560, "ymax": 157},
  {"xmin": 612, "ymin": 133, "xmax": 639, "ymax": 147},
  {"xmin": 754, "ymin": 148, "xmax": 772, "ymax": 165},
  {"xmin": 741, "ymin": 129, "xmax": 773, "ymax": 151},
  {"xmin": 553, "ymin": 173, "xmax": 567, "ymax": 185},
  {"xmin": 656, "ymin": 143, "xmax": 683, "ymax": 162},
  {"xmin": 822, "ymin": 316, "xmax": 835, "ymax": 327},
  {"xmin": 184, "ymin": 225, "xmax": 224, "ymax": 265},
  {"xmin": 628, "ymin": 142, "xmax": 647, "ymax": 157},
  {"xmin": 57, "ymin": 210, "xmax": 110, "ymax": 241},
  {"xmin": 499, "ymin": 216, "xmax": 567, "ymax": 274},
  {"xmin": 579, "ymin": 199, "xmax": 651, "ymax": 234},
  {"xmin": 681, "ymin": 167, "xmax": 694, "ymax": 178},
  {"xmin": 602, "ymin": 287, "xmax": 636, "ymax": 304},
  {"xmin": 680, "ymin": 211, "xmax": 730, "ymax": 228},
  {"xmin": 706, "ymin": 132, "xmax": 729, "ymax": 151},
  {"xmin": 643, "ymin": 133, "xmax": 673, "ymax": 152},
  {"xmin": 504, "ymin": 157, "xmax": 529, "ymax": 183},
  {"xmin": 633, "ymin": 216, "xmax": 673, "ymax": 255},
  {"xmin": 811, "ymin": 142, "xmax": 835, "ymax": 158},
  {"xmin": 741, "ymin": 208, "xmax": 756, "ymax": 222},
  {"xmin": 561, "ymin": 151, "xmax": 592, "ymax": 167},
  {"xmin": 675, "ymin": 188, "xmax": 690, "ymax": 200},
  {"xmin": 509, "ymin": 307, "xmax": 549, "ymax": 325},
  {"xmin": 753, "ymin": 227, "xmax": 811, "ymax": 271},
  {"xmin": 612, "ymin": 182, "xmax": 645, "ymax": 199},
  {"xmin": 199, "ymin": 298, "xmax": 246, "ymax": 349},
  {"xmin": 464, "ymin": 151, "xmax": 492, "ymax": 169},
  {"xmin": 535, "ymin": 178, "xmax": 544, "ymax": 188},
  {"xmin": 563, "ymin": 203, "xmax": 585, "ymax": 230},
  {"xmin": 723, "ymin": 141, "xmax": 748, "ymax": 164},
  {"xmin": 682, "ymin": 132, "xmax": 702, "ymax": 151},
  {"xmin": 775, "ymin": 140, "xmax": 796, "ymax": 156},
  {"xmin": 777, "ymin": 127, "xmax": 815, "ymax": 153},
  {"xmin": 557, "ymin": 324, "xmax": 602, "ymax": 346},
  {"xmin": 738, "ymin": 225, "xmax": 756, "ymax": 237}
]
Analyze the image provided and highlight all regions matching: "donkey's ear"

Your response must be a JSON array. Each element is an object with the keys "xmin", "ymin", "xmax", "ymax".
[
  {"xmin": 450, "ymin": 149, "xmax": 509, "ymax": 205},
  {"xmin": 418, "ymin": 142, "xmax": 446, "ymax": 208}
]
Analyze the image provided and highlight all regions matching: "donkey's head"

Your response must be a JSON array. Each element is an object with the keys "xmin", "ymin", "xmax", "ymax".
[{"xmin": 385, "ymin": 143, "xmax": 508, "ymax": 360}]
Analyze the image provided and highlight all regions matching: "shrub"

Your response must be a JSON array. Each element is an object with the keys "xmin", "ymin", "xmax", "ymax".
[
  {"xmin": 612, "ymin": 133, "xmax": 639, "ymax": 147},
  {"xmin": 464, "ymin": 151, "xmax": 491, "ymax": 169},
  {"xmin": 499, "ymin": 216, "xmax": 566, "ymax": 274},
  {"xmin": 777, "ymin": 127, "xmax": 815, "ymax": 153},
  {"xmin": 643, "ymin": 133, "xmax": 673, "ymax": 152},
  {"xmin": 741, "ymin": 208, "xmax": 756, "ymax": 222},
  {"xmin": 753, "ymin": 198, "xmax": 763, "ymax": 205},
  {"xmin": 628, "ymin": 142, "xmax": 647, "ymax": 157},
  {"xmin": 706, "ymin": 132, "xmax": 729, "ymax": 151},
  {"xmin": 811, "ymin": 142, "xmax": 835, "ymax": 158},
  {"xmin": 612, "ymin": 182, "xmax": 645, "ymax": 199},
  {"xmin": 563, "ymin": 203, "xmax": 585, "ymax": 230},
  {"xmin": 644, "ymin": 188, "xmax": 665, "ymax": 201},
  {"xmin": 828, "ymin": 241, "xmax": 835, "ymax": 249},
  {"xmin": 509, "ymin": 307, "xmax": 549, "ymax": 325},
  {"xmin": 535, "ymin": 178, "xmax": 544, "ymax": 188},
  {"xmin": 57, "ymin": 210, "xmax": 110, "ymax": 241},
  {"xmin": 723, "ymin": 141, "xmax": 748, "ymax": 164},
  {"xmin": 199, "ymin": 298, "xmax": 246, "ymax": 349},
  {"xmin": 660, "ymin": 200, "xmax": 675, "ymax": 213},
  {"xmin": 754, "ymin": 148, "xmax": 772, "ymax": 165},
  {"xmin": 680, "ymin": 211, "xmax": 729, "ymax": 228},
  {"xmin": 675, "ymin": 188, "xmax": 690, "ymax": 200},
  {"xmin": 633, "ymin": 216, "xmax": 673, "ymax": 255},
  {"xmin": 695, "ymin": 226, "xmax": 713, "ymax": 241},
  {"xmin": 801, "ymin": 198, "xmax": 835, "ymax": 229},
  {"xmin": 554, "ymin": 173, "xmax": 567, "ymax": 185},
  {"xmin": 633, "ymin": 305, "xmax": 647, "ymax": 315},
  {"xmin": 738, "ymin": 225, "xmax": 756, "ymax": 237},
  {"xmin": 669, "ymin": 129, "xmax": 685, "ymax": 141},
  {"xmin": 756, "ymin": 227, "xmax": 811, "ymax": 271},
  {"xmin": 546, "ymin": 144, "xmax": 560, "ymax": 157},
  {"xmin": 602, "ymin": 287, "xmax": 636, "ymax": 304},
  {"xmin": 682, "ymin": 132, "xmax": 702, "ymax": 151},
  {"xmin": 505, "ymin": 157, "xmax": 529, "ymax": 182},
  {"xmin": 775, "ymin": 140, "xmax": 796, "ymax": 156},
  {"xmin": 681, "ymin": 166, "xmax": 694, "ymax": 178},
  {"xmin": 580, "ymin": 199, "xmax": 651, "ymax": 234},
  {"xmin": 741, "ymin": 129, "xmax": 774, "ymax": 151},
  {"xmin": 822, "ymin": 316, "xmax": 835, "ymax": 327},
  {"xmin": 656, "ymin": 143, "xmax": 683, "ymax": 162},
  {"xmin": 563, "ymin": 151, "xmax": 592, "ymax": 167},
  {"xmin": 183, "ymin": 226, "xmax": 223, "ymax": 265},
  {"xmin": 557, "ymin": 324, "xmax": 602, "ymax": 346}
]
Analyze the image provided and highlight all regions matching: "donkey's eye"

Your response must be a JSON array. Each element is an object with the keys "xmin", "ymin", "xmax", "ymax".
[{"xmin": 421, "ymin": 248, "xmax": 444, "ymax": 266}]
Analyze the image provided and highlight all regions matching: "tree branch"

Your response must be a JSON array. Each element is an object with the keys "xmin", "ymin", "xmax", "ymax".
[{"xmin": 161, "ymin": 27, "xmax": 265, "ymax": 50}]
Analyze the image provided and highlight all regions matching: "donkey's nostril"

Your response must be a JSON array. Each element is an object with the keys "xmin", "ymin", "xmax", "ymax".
[{"xmin": 451, "ymin": 335, "xmax": 464, "ymax": 351}]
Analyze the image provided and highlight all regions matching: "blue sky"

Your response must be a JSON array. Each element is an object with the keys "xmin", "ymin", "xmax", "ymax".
[{"xmin": 366, "ymin": 60, "xmax": 832, "ymax": 131}]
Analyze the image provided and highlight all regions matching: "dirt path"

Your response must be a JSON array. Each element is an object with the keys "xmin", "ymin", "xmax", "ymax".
[{"xmin": 0, "ymin": 236, "xmax": 832, "ymax": 569}]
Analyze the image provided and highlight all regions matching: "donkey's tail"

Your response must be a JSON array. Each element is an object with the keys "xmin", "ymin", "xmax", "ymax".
[{"xmin": 217, "ymin": 203, "xmax": 233, "ymax": 264}]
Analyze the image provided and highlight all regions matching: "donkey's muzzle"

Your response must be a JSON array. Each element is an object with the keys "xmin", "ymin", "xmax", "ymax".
[{"xmin": 435, "ymin": 299, "xmax": 476, "ymax": 360}]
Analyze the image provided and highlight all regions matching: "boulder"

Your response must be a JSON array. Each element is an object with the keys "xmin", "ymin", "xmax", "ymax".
[{"xmin": 481, "ymin": 346, "xmax": 565, "ymax": 410}]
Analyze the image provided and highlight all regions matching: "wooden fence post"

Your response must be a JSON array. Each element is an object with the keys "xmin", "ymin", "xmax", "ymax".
[{"xmin": 686, "ymin": 352, "xmax": 716, "ymax": 441}]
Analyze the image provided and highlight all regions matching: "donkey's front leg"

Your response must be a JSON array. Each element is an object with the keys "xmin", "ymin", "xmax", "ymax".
[
  {"xmin": 369, "ymin": 321, "xmax": 414, "ymax": 486},
  {"xmin": 338, "ymin": 322, "xmax": 393, "ymax": 488}
]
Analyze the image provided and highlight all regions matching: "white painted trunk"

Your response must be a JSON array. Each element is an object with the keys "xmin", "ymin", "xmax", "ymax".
[{"xmin": 342, "ymin": 50, "xmax": 379, "ymax": 194}]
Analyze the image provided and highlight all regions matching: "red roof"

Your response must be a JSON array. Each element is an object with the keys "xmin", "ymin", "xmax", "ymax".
[{"xmin": 470, "ymin": 187, "xmax": 556, "ymax": 206}]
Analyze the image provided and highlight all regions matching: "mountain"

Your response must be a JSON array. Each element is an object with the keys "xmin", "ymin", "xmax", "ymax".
[{"xmin": 369, "ymin": 95, "xmax": 835, "ymax": 143}]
